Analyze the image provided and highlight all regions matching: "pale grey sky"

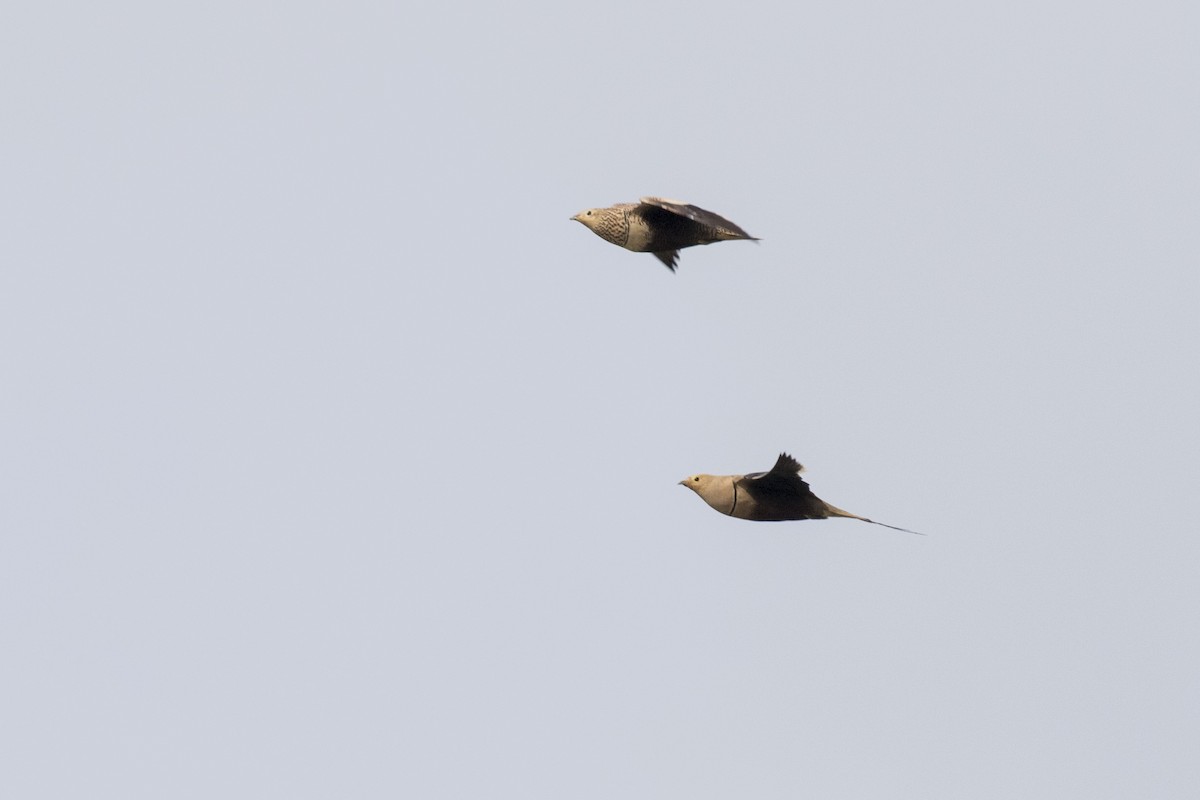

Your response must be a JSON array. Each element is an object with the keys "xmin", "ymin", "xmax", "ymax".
[{"xmin": 2, "ymin": 1, "xmax": 1198, "ymax": 797}]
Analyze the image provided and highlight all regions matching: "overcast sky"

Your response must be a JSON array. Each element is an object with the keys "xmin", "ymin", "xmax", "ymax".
[{"xmin": 3, "ymin": 1, "xmax": 1198, "ymax": 797}]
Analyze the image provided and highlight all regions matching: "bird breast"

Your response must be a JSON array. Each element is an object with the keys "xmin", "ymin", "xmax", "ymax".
[
  {"xmin": 592, "ymin": 207, "xmax": 631, "ymax": 248},
  {"xmin": 697, "ymin": 477, "xmax": 739, "ymax": 517}
]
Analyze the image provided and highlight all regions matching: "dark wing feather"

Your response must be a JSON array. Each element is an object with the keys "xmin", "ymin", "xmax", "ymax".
[
  {"xmin": 736, "ymin": 453, "xmax": 826, "ymax": 521},
  {"xmin": 638, "ymin": 197, "xmax": 757, "ymax": 240},
  {"xmin": 652, "ymin": 251, "xmax": 680, "ymax": 271},
  {"xmin": 741, "ymin": 452, "xmax": 813, "ymax": 498},
  {"xmin": 768, "ymin": 453, "xmax": 804, "ymax": 475}
]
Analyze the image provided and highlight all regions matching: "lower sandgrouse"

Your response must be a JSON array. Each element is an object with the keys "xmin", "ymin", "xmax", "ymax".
[{"xmin": 571, "ymin": 196, "xmax": 757, "ymax": 271}]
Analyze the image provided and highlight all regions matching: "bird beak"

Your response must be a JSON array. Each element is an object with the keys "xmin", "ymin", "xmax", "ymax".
[
  {"xmin": 569, "ymin": 214, "xmax": 580, "ymax": 221},
  {"xmin": 677, "ymin": 480, "xmax": 686, "ymax": 486}
]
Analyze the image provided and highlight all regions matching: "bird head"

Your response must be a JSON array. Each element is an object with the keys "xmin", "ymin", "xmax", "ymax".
[
  {"xmin": 570, "ymin": 208, "xmax": 603, "ymax": 233},
  {"xmin": 678, "ymin": 474, "xmax": 713, "ymax": 495},
  {"xmin": 679, "ymin": 473, "xmax": 735, "ymax": 515}
]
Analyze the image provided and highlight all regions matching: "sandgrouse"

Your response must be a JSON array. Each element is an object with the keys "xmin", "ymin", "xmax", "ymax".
[
  {"xmin": 680, "ymin": 453, "xmax": 923, "ymax": 534},
  {"xmin": 571, "ymin": 196, "xmax": 757, "ymax": 271}
]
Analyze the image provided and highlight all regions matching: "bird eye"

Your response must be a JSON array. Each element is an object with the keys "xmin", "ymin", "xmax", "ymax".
[
  {"xmin": 586, "ymin": 211, "xmax": 592, "ymax": 216},
  {"xmin": 692, "ymin": 477, "xmax": 699, "ymax": 482}
]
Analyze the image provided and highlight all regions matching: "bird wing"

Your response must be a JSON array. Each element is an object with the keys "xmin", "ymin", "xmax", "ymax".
[
  {"xmin": 652, "ymin": 250, "xmax": 680, "ymax": 271},
  {"xmin": 638, "ymin": 197, "xmax": 756, "ymax": 239},
  {"xmin": 740, "ymin": 452, "xmax": 813, "ymax": 498}
]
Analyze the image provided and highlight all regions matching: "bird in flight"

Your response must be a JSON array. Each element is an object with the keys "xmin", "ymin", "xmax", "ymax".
[
  {"xmin": 679, "ymin": 453, "xmax": 923, "ymax": 535},
  {"xmin": 571, "ymin": 196, "xmax": 758, "ymax": 271}
]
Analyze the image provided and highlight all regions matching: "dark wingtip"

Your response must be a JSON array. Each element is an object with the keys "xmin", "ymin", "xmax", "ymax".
[
  {"xmin": 653, "ymin": 251, "xmax": 679, "ymax": 272},
  {"xmin": 775, "ymin": 452, "xmax": 804, "ymax": 473}
]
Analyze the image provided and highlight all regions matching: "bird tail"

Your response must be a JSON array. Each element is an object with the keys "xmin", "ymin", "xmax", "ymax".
[{"xmin": 823, "ymin": 503, "xmax": 925, "ymax": 536}]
